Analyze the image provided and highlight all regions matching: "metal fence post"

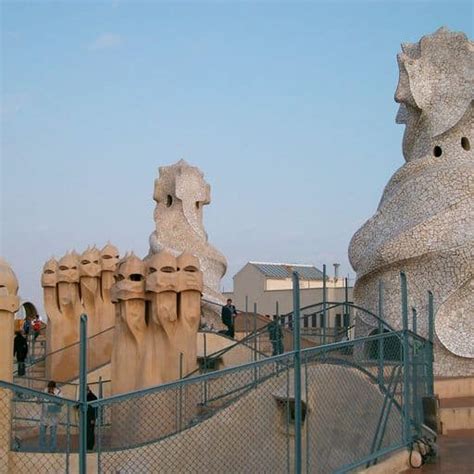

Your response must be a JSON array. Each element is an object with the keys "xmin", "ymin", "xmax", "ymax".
[
  {"xmin": 304, "ymin": 352, "xmax": 309, "ymax": 473},
  {"xmin": 79, "ymin": 314, "xmax": 88, "ymax": 474},
  {"xmin": 377, "ymin": 280, "xmax": 384, "ymax": 387},
  {"xmin": 344, "ymin": 277, "xmax": 349, "ymax": 327},
  {"xmin": 66, "ymin": 405, "xmax": 71, "ymax": 473},
  {"xmin": 411, "ymin": 308, "xmax": 419, "ymax": 435},
  {"xmin": 253, "ymin": 303, "xmax": 258, "ymax": 383},
  {"xmin": 179, "ymin": 353, "xmax": 183, "ymax": 431},
  {"xmin": 203, "ymin": 333, "xmax": 208, "ymax": 405},
  {"xmin": 97, "ymin": 377, "xmax": 103, "ymax": 474},
  {"xmin": 245, "ymin": 295, "xmax": 249, "ymax": 337},
  {"xmin": 292, "ymin": 271, "xmax": 302, "ymax": 474},
  {"xmin": 322, "ymin": 264, "xmax": 327, "ymax": 345},
  {"xmin": 411, "ymin": 308, "xmax": 417, "ymax": 335},
  {"xmin": 427, "ymin": 291, "xmax": 435, "ymax": 397},
  {"xmin": 400, "ymin": 273, "xmax": 411, "ymax": 445},
  {"xmin": 253, "ymin": 303, "xmax": 258, "ymax": 360}
]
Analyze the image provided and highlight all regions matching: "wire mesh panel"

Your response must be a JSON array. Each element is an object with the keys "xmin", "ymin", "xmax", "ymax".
[
  {"xmin": 408, "ymin": 334, "xmax": 431, "ymax": 439},
  {"xmin": 18, "ymin": 327, "xmax": 114, "ymax": 384},
  {"xmin": 0, "ymin": 382, "xmax": 76, "ymax": 473},
  {"xmin": 92, "ymin": 330, "xmax": 430, "ymax": 473},
  {"xmin": 301, "ymin": 334, "xmax": 405, "ymax": 473},
  {"xmin": 95, "ymin": 354, "xmax": 294, "ymax": 473},
  {"xmin": 2, "ymin": 326, "xmax": 431, "ymax": 473}
]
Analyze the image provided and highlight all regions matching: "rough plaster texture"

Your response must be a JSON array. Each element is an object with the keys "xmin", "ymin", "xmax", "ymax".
[
  {"xmin": 349, "ymin": 28, "xmax": 473, "ymax": 376},
  {"xmin": 110, "ymin": 251, "xmax": 203, "ymax": 395},
  {"xmin": 41, "ymin": 243, "xmax": 119, "ymax": 381},
  {"xmin": 197, "ymin": 331, "xmax": 255, "ymax": 368},
  {"xmin": 0, "ymin": 259, "xmax": 20, "ymax": 382},
  {"xmin": 99, "ymin": 364, "xmax": 401, "ymax": 474},
  {"xmin": 148, "ymin": 160, "xmax": 227, "ymax": 326},
  {"xmin": 0, "ymin": 259, "xmax": 20, "ymax": 472}
]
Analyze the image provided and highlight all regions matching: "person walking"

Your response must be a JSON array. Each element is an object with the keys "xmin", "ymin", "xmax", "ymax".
[
  {"xmin": 39, "ymin": 381, "xmax": 62, "ymax": 452},
  {"xmin": 13, "ymin": 331, "xmax": 28, "ymax": 376},
  {"xmin": 221, "ymin": 299, "xmax": 237, "ymax": 338},
  {"xmin": 22, "ymin": 317, "xmax": 31, "ymax": 336},
  {"xmin": 267, "ymin": 315, "xmax": 284, "ymax": 356},
  {"xmin": 86, "ymin": 386, "xmax": 98, "ymax": 451},
  {"xmin": 32, "ymin": 315, "xmax": 42, "ymax": 341}
]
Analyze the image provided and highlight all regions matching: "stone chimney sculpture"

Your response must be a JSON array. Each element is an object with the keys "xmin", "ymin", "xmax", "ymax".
[
  {"xmin": 0, "ymin": 258, "xmax": 20, "ymax": 382},
  {"xmin": 349, "ymin": 28, "xmax": 473, "ymax": 376},
  {"xmin": 148, "ymin": 160, "xmax": 227, "ymax": 325},
  {"xmin": 0, "ymin": 259, "xmax": 20, "ymax": 463},
  {"xmin": 110, "ymin": 251, "xmax": 203, "ymax": 395},
  {"xmin": 42, "ymin": 243, "xmax": 120, "ymax": 381}
]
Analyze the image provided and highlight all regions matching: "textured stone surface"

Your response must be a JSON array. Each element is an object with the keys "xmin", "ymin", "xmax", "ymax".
[
  {"xmin": 110, "ymin": 251, "xmax": 203, "ymax": 395},
  {"xmin": 349, "ymin": 28, "xmax": 473, "ymax": 376},
  {"xmin": 42, "ymin": 244, "xmax": 119, "ymax": 381},
  {"xmin": 0, "ymin": 258, "xmax": 20, "ymax": 382},
  {"xmin": 148, "ymin": 159, "xmax": 227, "ymax": 325}
]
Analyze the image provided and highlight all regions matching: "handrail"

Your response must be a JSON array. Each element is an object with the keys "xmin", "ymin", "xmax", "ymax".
[
  {"xmin": 6, "ymin": 330, "xmax": 418, "ymax": 456},
  {"xmin": 86, "ymin": 334, "xmax": 407, "ymax": 452},
  {"xmin": 0, "ymin": 379, "xmax": 78, "ymax": 404},
  {"xmin": 282, "ymin": 301, "xmax": 396, "ymax": 333},
  {"xmin": 15, "ymin": 324, "xmax": 115, "ymax": 376},
  {"xmin": 187, "ymin": 303, "xmax": 360, "ymax": 377}
]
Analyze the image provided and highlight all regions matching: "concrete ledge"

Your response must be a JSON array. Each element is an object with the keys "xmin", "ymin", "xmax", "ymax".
[
  {"xmin": 435, "ymin": 376, "xmax": 474, "ymax": 399},
  {"xmin": 356, "ymin": 448, "xmax": 422, "ymax": 473}
]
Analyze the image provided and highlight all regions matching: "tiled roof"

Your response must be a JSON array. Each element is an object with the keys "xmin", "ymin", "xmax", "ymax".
[{"xmin": 249, "ymin": 262, "xmax": 324, "ymax": 280}]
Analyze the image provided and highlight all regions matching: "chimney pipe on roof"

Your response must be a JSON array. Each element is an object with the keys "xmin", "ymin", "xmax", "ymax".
[{"xmin": 333, "ymin": 263, "xmax": 340, "ymax": 282}]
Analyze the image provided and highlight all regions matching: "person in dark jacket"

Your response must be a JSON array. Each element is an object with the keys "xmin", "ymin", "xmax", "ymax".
[
  {"xmin": 13, "ymin": 331, "xmax": 28, "ymax": 376},
  {"xmin": 267, "ymin": 315, "xmax": 284, "ymax": 356},
  {"xmin": 86, "ymin": 386, "xmax": 98, "ymax": 450},
  {"xmin": 221, "ymin": 299, "xmax": 237, "ymax": 338},
  {"xmin": 22, "ymin": 317, "xmax": 31, "ymax": 336}
]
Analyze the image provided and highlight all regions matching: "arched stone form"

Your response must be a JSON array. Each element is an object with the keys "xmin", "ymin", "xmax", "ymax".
[{"xmin": 349, "ymin": 28, "xmax": 473, "ymax": 376}]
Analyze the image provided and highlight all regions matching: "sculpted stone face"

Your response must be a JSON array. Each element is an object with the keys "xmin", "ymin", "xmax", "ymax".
[
  {"xmin": 101, "ymin": 243, "xmax": 120, "ymax": 272},
  {"xmin": 41, "ymin": 258, "xmax": 58, "ymax": 288},
  {"xmin": 0, "ymin": 258, "xmax": 19, "ymax": 296},
  {"xmin": 111, "ymin": 250, "xmax": 203, "ymax": 395},
  {"xmin": 146, "ymin": 251, "xmax": 178, "ymax": 294},
  {"xmin": 57, "ymin": 252, "xmax": 80, "ymax": 283},
  {"xmin": 111, "ymin": 254, "xmax": 146, "ymax": 302},
  {"xmin": 43, "ymin": 244, "xmax": 120, "ymax": 382},
  {"xmin": 80, "ymin": 247, "xmax": 101, "ymax": 278},
  {"xmin": 394, "ymin": 27, "xmax": 473, "ymax": 162},
  {"xmin": 177, "ymin": 253, "xmax": 203, "ymax": 293},
  {"xmin": 349, "ymin": 27, "xmax": 473, "ymax": 377}
]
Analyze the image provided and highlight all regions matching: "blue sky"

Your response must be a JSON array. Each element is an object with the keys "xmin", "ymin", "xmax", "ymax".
[{"xmin": 1, "ymin": 0, "xmax": 472, "ymax": 312}]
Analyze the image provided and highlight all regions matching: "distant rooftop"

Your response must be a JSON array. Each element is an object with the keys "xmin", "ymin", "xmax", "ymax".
[{"xmin": 248, "ymin": 261, "xmax": 325, "ymax": 280}]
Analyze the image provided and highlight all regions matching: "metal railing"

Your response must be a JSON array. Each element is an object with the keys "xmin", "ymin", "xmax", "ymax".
[
  {"xmin": 14, "ymin": 325, "xmax": 115, "ymax": 382},
  {"xmin": 0, "ymin": 271, "xmax": 435, "ymax": 473}
]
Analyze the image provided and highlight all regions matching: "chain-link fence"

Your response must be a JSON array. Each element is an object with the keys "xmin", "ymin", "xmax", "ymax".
[
  {"xmin": 14, "ymin": 327, "xmax": 114, "ymax": 384},
  {"xmin": 0, "ymin": 381, "xmax": 77, "ymax": 473},
  {"xmin": 1, "ymin": 328, "xmax": 432, "ymax": 473},
  {"xmin": 93, "ymin": 330, "xmax": 430, "ymax": 473},
  {"xmin": 2, "ymin": 270, "xmax": 434, "ymax": 473}
]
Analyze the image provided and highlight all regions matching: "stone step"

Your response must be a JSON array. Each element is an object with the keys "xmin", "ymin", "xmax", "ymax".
[
  {"xmin": 439, "ymin": 397, "xmax": 474, "ymax": 434},
  {"xmin": 444, "ymin": 429, "xmax": 474, "ymax": 438},
  {"xmin": 440, "ymin": 396, "xmax": 474, "ymax": 409},
  {"xmin": 435, "ymin": 376, "xmax": 474, "ymax": 399}
]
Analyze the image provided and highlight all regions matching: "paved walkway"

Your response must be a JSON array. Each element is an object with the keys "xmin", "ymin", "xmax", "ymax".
[{"xmin": 404, "ymin": 432, "xmax": 474, "ymax": 473}]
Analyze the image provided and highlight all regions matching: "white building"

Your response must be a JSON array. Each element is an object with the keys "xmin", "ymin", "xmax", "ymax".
[{"xmin": 223, "ymin": 262, "xmax": 353, "ymax": 329}]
